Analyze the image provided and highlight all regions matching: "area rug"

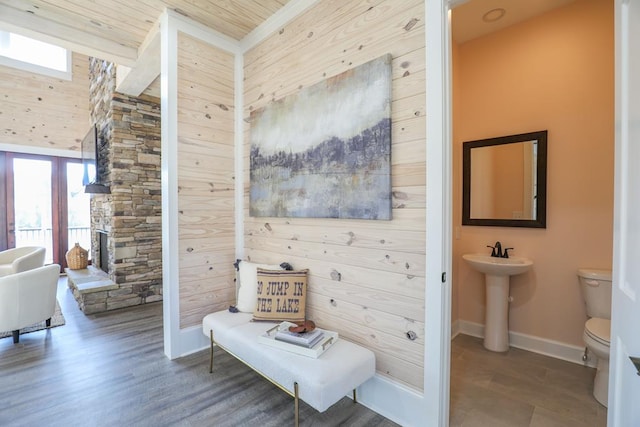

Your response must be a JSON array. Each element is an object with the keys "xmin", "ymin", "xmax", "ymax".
[{"xmin": 0, "ymin": 300, "xmax": 65, "ymax": 339}]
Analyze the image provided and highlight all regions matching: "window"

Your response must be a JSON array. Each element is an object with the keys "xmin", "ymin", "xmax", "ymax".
[{"xmin": 0, "ymin": 31, "xmax": 71, "ymax": 80}]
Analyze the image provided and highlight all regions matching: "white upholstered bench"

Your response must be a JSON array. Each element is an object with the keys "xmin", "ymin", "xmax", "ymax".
[{"xmin": 202, "ymin": 310, "xmax": 376, "ymax": 426}]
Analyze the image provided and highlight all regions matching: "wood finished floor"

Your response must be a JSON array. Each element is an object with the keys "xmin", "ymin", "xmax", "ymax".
[
  {"xmin": 0, "ymin": 279, "xmax": 397, "ymax": 427},
  {"xmin": 1, "ymin": 279, "xmax": 609, "ymax": 427},
  {"xmin": 450, "ymin": 334, "xmax": 608, "ymax": 427}
]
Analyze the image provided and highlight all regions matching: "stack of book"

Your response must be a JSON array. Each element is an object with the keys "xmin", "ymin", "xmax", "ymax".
[
  {"xmin": 259, "ymin": 321, "xmax": 339, "ymax": 358},
  {"xmin": 275, "ymin": 327, "xmax": 325, "ymax": 348}
]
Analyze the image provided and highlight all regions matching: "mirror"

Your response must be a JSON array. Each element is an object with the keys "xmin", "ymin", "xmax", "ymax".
[{"xmin": 462, "ymin": 130, "xmax": 547, "ymax": 228}]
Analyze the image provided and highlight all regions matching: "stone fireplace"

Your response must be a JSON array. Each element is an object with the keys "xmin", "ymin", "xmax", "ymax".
[{"xmin": 67, "ymin": 58, "xmax": 162, "ymax": 314}]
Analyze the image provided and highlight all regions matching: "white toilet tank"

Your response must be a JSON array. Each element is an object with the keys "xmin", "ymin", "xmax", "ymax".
[{"xmin": 578, "ymin": 268, "xmax": 613, "ymax": 319}]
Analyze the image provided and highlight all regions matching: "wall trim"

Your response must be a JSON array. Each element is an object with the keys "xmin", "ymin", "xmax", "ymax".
[
  {"xmin": 160, "ymin": 9, "xmax": 181, "ymax": 360},
  {"xmin": 357, "ymin": 375, "xmax": 425, "ymax": 427},
  {"xmin": 173, "ymin": 327, "xmax": 209, "ymax": 358},
  {"xmin": 239, "ymin": 0, "xmax": 321, "ymax": 52},
  {"xmin": 165, "ymin": 9, "xmax": 240, "ymax": 55},
  {"xmin": 451, "ymin": 319, "xmax": 461, "ymax": 338},
  {"xmin": 424, "ymin": 0, "xmax": 452, "ymax": 425},
  {"xmin": 456, "ymin": 320, "xmax": 597, "ymax": 368},
  {"xmin": 234, "ymin": 53, "xmax": 244, "ymax": 259},
  {"xmin": 161, "ymin": 9, "xmax": 242, "ymax": 360}
]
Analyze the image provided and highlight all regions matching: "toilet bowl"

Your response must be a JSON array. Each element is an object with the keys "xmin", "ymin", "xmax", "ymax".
[
  {"xmin": 583, "ymin": 317, "xmax": 610, "ymax": 407},
  {"xmin": 578, "ymin": 268, "xmax": 612, "ymax": 408}
]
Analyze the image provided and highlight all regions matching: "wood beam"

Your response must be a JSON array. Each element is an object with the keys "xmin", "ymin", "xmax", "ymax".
[
  {"xmin": 0, "ymin": 3, "xmax": 137, "ymax": 67},
  {"xmin": 116, "ymin": 19, "xmax": 161, "ymax": 97}
]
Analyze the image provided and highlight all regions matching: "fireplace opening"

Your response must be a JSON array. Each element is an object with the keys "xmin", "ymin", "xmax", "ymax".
[{"xmin": 97, "ymin": 230, "xmax": 108, "ymax": 274}]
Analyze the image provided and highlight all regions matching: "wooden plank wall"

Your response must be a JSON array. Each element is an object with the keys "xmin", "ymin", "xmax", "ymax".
[
  {"xmin": 243, "ymin": 0, "xmax": 426, "ymax": 391},
  {"xmin": 0, "ymin": 53, "xmax": 90, "ymax": 152},
  {"xmin": 177, "ymin": 33, "xmax": 236, "ymax": 328}
]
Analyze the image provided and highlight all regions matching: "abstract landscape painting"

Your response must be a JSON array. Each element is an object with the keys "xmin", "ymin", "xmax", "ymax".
[{"xmin": 250, "ymin": 54, "xmax": 392, "ymax": 220}]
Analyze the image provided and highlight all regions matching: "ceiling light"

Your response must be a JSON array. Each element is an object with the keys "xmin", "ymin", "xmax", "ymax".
[{"xmin": 482, "ymin": 8, "xmax": 506, "ymax": 23}]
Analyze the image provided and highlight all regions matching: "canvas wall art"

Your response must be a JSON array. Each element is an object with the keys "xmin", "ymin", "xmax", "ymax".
[{"xmin": 249, "ymin": 54, "xmax": 392, "ymax": 220}]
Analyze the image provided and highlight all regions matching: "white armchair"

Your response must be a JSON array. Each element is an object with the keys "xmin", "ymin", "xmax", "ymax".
[
  {"xmin": 0, "ymin": 264, "xmax": 60, "ymax": 343},
  {"xmin": 0, "ymin": 246, "xmax": 46, "ymax": 277}
]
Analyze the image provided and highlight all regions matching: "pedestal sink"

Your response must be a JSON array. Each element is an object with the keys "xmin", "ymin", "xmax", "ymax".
[{"xmin": 463, "ymin": 254, "xmax": 533, "ymax": 352}]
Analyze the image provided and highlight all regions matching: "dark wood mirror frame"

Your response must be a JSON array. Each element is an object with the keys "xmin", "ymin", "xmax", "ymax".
[{"xmin": 462, "ymin": 130, "xmax": 547, "ymax": 228}]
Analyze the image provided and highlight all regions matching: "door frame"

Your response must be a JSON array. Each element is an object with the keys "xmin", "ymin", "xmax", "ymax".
[
  {"xmin": 609, "ymin": 0, "xmax": 640, "ymax": 424},
  {"xmin": 424, "ymin": 0, "xmax": 453, "ymax": 425}
]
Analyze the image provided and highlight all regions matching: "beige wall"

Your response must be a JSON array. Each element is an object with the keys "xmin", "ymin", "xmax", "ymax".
[
  {"xmin": 452, "ymin": 0, "xmax": 614, "ymax": 347},
  {"xmin": 177, "ymin": 33, "xmax": 236, "ymax": 328},
  {"xmin": 244, "ymin": 0, "xmax": 426, "ymax": 390},
  {"xmin": 0, "ymin": 53, "xmax": 90, "ymax": 152}
]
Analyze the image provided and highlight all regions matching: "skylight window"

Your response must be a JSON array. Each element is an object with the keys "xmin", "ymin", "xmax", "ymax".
[{"xmin": 0, "ymin": 31, "xmax": 71, "ymax": 80}]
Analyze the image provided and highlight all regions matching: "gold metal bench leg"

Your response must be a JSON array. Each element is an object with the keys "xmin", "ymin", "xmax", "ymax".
[
  {"xmin": 353, "ymin": 388, "xmax": 357, "ymax": 403},
  {"xmin": 209, "ymin": 330, "xmax": 214, "ymax": 374},
  {"xmin": 294, "ymin": 382, "xmax": 299, "ymax": 427}
]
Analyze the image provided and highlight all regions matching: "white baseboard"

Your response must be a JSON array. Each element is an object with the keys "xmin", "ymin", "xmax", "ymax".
[
  {"xmin": 356, "ymin": 374, "xmax": 425, "ymax": 427},
  {"xmin": 456, "ymin": 320, "xmax": 597, "ymax": 368},
  {"xmin": 173, "ymin": 326, "xmax": 209, "ymax": 359},
  {"xmin": 451, "ymin": 319, "xmax": 461, "ymax": 339}
]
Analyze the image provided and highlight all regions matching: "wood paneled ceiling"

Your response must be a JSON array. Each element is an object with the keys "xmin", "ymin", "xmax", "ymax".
[{"xmin": 0, "ymin": 0, "xmax": 291, "ymax": 64}]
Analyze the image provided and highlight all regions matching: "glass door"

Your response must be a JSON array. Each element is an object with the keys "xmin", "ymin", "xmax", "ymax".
[
  {"xmin": 10, "ymin": 157, "xmax": 54, "ymax": 263},
  {"xmin": 66, "ymin": 162, "xmax": 91, "ymax": 259},
  {"xmin": 3, "ymin": 153, "xmax": 90, "ymax": 268}
]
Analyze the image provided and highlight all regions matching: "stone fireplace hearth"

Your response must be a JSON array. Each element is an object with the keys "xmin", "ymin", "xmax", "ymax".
[{"xmin": 67, "ymin": 58, "xmax": 162, "ymax": 315}]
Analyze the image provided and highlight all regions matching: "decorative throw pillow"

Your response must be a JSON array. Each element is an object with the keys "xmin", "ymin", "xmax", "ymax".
[
  {"xmin": 236, "ymin": 261, "xmax": 284, "ymax": 313},
  {"xmin": 253, "ymin": 268, "xmax": 308, "ymax": 322}
]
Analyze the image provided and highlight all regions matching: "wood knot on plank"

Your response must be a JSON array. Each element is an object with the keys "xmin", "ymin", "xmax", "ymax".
[
  {"xmin": 393, "ymin": 191, "xmax": 408, "ymax": 200},
  {"xmin": 330, "ymin": 270, "xmax": 342, "ymax": 281},
  {"xmin": 264, "ymin": 223, "xmax": 272, "ymax": 231},
  {"xmin": 346, "ymin": 231, "xmax": 355, "ymax": 246},
  {"xmin": 404, "ymin": 18, "xmax": 419, "ymax": 31}
]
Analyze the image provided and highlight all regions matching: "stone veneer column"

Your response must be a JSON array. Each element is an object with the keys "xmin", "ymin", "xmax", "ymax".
[{"xmin": 88, "ymin": 58, "xmax": 162, "ymax": 312}]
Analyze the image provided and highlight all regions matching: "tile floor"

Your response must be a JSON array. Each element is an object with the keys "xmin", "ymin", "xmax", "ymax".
[{"xmin": 450, "ymin": 334, "xmax": 608, "ymax": 427}]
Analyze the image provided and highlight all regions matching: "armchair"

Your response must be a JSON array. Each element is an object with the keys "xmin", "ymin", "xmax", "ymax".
[
  {"xmin": 0, "ymin": 264, "xmax": 60, "ymax": 343},
  {"xmin": 0, "ymin": 246, "xmax": 46, "ymax": 277}
]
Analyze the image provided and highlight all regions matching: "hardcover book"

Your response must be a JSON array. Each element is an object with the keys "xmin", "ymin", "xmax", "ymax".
[{"xmin": 275, "ymin": 328, "xmax": 325, "ymax": 348}]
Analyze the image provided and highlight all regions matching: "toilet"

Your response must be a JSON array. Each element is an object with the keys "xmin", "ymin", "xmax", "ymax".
[{"xmin": 578, "ymin": 268, "xmax": 612, "ymax": 407}]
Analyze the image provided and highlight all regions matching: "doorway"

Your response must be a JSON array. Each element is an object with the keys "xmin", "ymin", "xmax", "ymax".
[
  {"xmin": 448, "ymin": 0, "xmax": 614, "ymax": 424},
  {"xmin": 1, "ymin": 151, "xmax": 91, "ymax": 268}
]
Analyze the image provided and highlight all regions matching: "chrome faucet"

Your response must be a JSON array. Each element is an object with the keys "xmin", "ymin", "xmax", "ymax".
[{"xmin": 486, "ymin": 241, "xmax": 514, "ymax": 258}]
